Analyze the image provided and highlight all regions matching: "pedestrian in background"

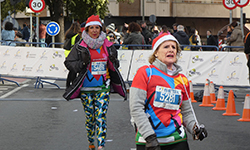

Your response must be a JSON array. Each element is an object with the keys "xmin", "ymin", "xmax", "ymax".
[
  {"xmin": 195, "ymin": 29, "xmax": 202, "ymax": 51},
  {"xmin": 159, "ymin": 25, "xmax": 171, "ymax": 36},
  {"xmin": 151, "ymin": 25, "xmax": 160, "ymax": 40},
  {"xmin": 225, "ymin": 21, "xmax": 244, "ymax": 52},
  {"xmin": 39, "ymin": 22, "xmax": 46, "ymax": 47},
  {"xmin": 22, "ymin": 23, "xmax": 30, "ymax": 42},
  {"xmin": 189, "ymin": 28, "xmax": 198, "ymax": 51},
  {"xmin": 140, "ymin": 20, "xmax": 153, "ymax": 46},
  {"xmin": 244, "ymin": 31, "xmax": 250, "ymax": 83},
  {"xmin": 123, "ymin": 22, "xmax": 145, "ymax": 50},
  {"xmin": 130, "ymin": 33, "xmax": 207, "ymax": 150},
  {"xmin": 106, "ymin": 23, "xmax": 120, "ymax": 49},
  {"xmin": 172, "ymin": 23, "xmax": 178, "ymax": 33},
  {"xmin": 1, "ymin": 21, "xmax": 16, "ymax": 46},
  {"xmin": 63, "ymin": 21, "xmax": 82, "ymax": 88},
  {"xmin": 225, "ymin": 25, "xmax": 232, "ymax": 45},
  {"xmin": 205, "ymin": 30, "xmax": 217, "ymax": 51},
  {"xmin": 173, "ymin": 25, "xmax": 189, "ymax": 50},
  {"xmin": 63, "ymin": 15, "xmax": 127, "ymax": 150},
  {"xmin": 14, "ymin": 31, "xmax": 26, "ymax": 46}
]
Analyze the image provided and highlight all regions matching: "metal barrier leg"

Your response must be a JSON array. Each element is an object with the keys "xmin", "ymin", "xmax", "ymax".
[
  {"xmin": 34, "ymin": 77, "xmax": 60, "ymax": 89},
  {"xmin": 0, "ymin": 75, "xmax": 20, "ymax": 87},
  {"xmin": 34, "ymin": 77, "xmax": 40, "ymax": 89},
  {"xmin": 39, "ymin": 79, "xmax": 60, "ymax": 89}
]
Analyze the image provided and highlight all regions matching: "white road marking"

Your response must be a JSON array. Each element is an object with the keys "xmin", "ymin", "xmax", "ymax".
[{"xmin": 0, "ymin": 84, "xmax": 29, "ymax": 99}]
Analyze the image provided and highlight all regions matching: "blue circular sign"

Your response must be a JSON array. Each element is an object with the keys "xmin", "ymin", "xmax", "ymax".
[{"xmin": 46, "ymin": 21, "xmax": 60, "ymax": 36}]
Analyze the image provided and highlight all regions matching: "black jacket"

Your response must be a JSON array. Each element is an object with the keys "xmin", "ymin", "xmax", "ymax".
[
  {"xmin": 244, "ymin": 32, "xmax": 250, "ymax": 55},
  {"xmin": 173, "ymin": 31, "xmax": 189, "ymax": 45},
  {"xmin": 63, "ymin": 38, "xmax": 127, "ymax": 100},
  {"xmin": 205, "ymin": 35, "xmax": 217, "ymax": 51}
]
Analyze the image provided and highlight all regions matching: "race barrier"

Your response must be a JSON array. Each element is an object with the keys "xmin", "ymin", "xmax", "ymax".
[
  {"xmin": 0, "ymin": 46, "xmax": 67, "ymax": 88},
  {"xmin": 118, "ymin": 49, "xmax": 249, "ymax": 86},
  {"xmin": 0, "ymin": 45, "xmax": 249, "ymax": 88}
]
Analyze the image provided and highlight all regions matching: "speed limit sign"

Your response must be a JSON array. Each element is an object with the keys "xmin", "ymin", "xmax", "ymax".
[
  {"xmin": 223, "ymin": 0, "xmax": 237, "ymax": 10},
  {"xmin": 29, "ymin": 0, "xmax": 45, "ymax": 13},
  {"xmin": 233, "ymin": 0, "xmax": 250, "ymax": 7}
]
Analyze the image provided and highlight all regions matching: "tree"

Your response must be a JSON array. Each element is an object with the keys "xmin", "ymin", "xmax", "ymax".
[
  {"xmin": 1, "ymin": 0, "xmax": 26, "ymax": 20},
  {"xmin": 1, "ymin": 0, "xmax": 134, "ymax": 44},
  {"xmin": 44, "ymin": 0, "xmax": 64, "ymax": 45}
]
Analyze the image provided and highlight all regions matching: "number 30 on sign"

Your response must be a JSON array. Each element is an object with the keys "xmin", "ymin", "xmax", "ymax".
[
  {"xmin": 29, "ymin": 0, "xmax": 46, "ymax": 13},
  {"xmin": 223, "ymin": 0, "xmax": 237, "ymax": 10}
]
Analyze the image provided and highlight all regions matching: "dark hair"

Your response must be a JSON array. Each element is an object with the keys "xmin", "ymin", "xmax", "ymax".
[
  {"xmin": 4, "ymin": 22, "xmax": 13, "ymax": 31},
  {"xmin": 161, "ymin": 25, "xmax": 169, "ymax": 33},
  {"xmin": 128, "ymin": 22, "xmax": 142, "ymax": 32},
  {"xmin": 230, "ymin": 21, "xmax": 238, "ymax": 28},
  {"xmin": 139, "ymin": 20, "xmax": 146, "ymax": 26},
  {"xmin": 172, "ymin": 23, "xmax": 178, "ymax": 27},
  {"xmin": 190, "ymin": 28, "xmax": 196, "ymax": 34},
  {"xmin": 207, "ymin": 30, "xmax": 212, "ymax": 34},
  {"xmin": 65, "ymin": 22, "xmax": 82, "ymax": 39}
]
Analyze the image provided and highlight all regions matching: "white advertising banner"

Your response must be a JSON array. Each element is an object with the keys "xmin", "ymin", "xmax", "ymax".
[
  {"xmin": 117, "ymin": 50, "xmax": 133, "ymax": 81},
  {"xmin": 0, "ymin": 46, "xmax": 249, "ymax": 86},
  {"xmin": 128, "ymin": 50, "xmax": 151, "ymax": 81},
  {"xmin": 0, "ymin": 46, "xmax": 68, "ymax": 79},
  {"xmin": 126, "ymin": 50, "xmax": 249, "ymax": 86}
]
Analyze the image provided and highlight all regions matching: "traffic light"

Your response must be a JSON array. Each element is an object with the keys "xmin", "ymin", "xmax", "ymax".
[{"xmin": 243, "ymin": 13, "xmax": 246, "ymax": 25}]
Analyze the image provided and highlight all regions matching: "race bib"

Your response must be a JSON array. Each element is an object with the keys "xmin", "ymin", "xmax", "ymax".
[
  {"xmin": 91, "ymin": 61, "xmax": 107, "ymax": 75},
  {"xmin": 153, "ymin": 86, "xmax": 181, "ymax": 110}
]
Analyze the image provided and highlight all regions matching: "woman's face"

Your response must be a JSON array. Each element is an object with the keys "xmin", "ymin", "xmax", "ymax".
[
  {"xmin": 155, "ymin": 41, "xmax": 177, "ymax": 68},
  {"xmin": 87, "ymin": 25, "xmax": 101, "ymax": 39}
]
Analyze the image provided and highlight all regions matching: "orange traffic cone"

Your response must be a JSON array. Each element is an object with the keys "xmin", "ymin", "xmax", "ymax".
[
  {"xmin": 238, "ymin": 94, "xmax": 250, "ymax": 122},
  {"xmin": 199, "ymin": 83, "xmax": 214, "ymax": 107},
  {"xmin": 189, "ymin": 80, "xmax": 197, "ymax": 103},
  {"xmin": 212, "ymin": 86, "xmax": 226, "ymax": 111},
  {"xmin": 205, "ymin": 79, "xmax": 210, "ymax": 85},
  {"xmin": 210, "ymin": 81, "xmax": 216, "ymax": 104},
  {"xmin": 223, "ymin": 90, "xmax": 240, "ymax": 116}
]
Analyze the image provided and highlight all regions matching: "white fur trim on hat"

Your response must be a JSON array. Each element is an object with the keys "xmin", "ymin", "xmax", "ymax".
[
  {"xmin": 85, "ymin": 21, "xmax": 102, "ymax": 28},
  {"xmin": 152, "ymin": 34, "xmax": 179, "ymax": 52}
]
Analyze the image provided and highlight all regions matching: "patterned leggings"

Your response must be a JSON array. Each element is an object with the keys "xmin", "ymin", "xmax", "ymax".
[{"xmin": 81, "ymin": 91, "xmax": 110, "ymax": 147}]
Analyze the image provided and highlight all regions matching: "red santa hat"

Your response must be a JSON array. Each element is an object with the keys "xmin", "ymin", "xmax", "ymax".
[
  {"xmin": 85, "ymin": 15, "xmax": 102, "ymax": 28},
  {"xmin": 152, "ymin": 33, "xmax": 179, "ymax": 52}
]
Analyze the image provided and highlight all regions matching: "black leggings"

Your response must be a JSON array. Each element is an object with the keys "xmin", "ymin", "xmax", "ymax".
[{"xmin": 136, "ymin": 141, "xmax": 190, "ymax": 150}]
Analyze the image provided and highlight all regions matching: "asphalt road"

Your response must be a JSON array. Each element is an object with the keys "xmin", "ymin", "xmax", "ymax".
[{"xmin": 0, "ymin": 78, "xmax": 250, "ymax": 150}]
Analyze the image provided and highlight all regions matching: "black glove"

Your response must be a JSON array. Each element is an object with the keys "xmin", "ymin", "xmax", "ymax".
[
  {"xmin": 193, "ymin": 123, "xmax": 208, "ymax": 141},
  {"xmin": 145, "ymin": 134, "xmax": 161, "ymax": 150}
]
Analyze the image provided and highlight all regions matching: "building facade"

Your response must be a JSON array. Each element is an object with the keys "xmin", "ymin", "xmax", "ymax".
[{"xmin": 106, "ymin": 0, "xmax": 250, "ymax": 41}]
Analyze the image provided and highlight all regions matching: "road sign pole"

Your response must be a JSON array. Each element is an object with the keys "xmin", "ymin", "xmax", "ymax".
[
  {"xmin": 52, "ymin": 36, "xmax": 55, "ymax": 48},
  {"xmin": 230, "ymin": 10, "xmax": 232, "ymax": 24},
  {"xmin": 36, "ymin": 13, "xmax": 39, "ymax": 47},
  {"xmin": 30, "ymin": 14, "xmax": 33, "ymax": 46},
  {"xmin": 241, "ymin": 8, "xmax": 244, "ymax": 39}
]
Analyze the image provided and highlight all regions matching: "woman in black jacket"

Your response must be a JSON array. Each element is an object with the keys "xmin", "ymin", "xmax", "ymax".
[{"xmin": 63, "ymin": 15, "xmax": 126, "ymax": 150}]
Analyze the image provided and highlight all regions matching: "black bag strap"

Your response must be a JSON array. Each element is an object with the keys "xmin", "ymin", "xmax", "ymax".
[{"xmin": 144, "ymin": 91, "xmax": 156, "ymax": 111}]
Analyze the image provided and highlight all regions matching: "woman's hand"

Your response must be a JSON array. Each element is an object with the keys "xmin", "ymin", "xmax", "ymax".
[
  {"xmin": 192, "ymin": 123, "xmax": 208, "ymax": 141},
  {"xmin": 145, "ymin": 134, "xmax": 161, "ymax": 150}
]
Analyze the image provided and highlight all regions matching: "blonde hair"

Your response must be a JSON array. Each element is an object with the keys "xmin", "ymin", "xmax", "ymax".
[{"xmin": 148, "ymin": 41, "xmax": 182, "ymax": 64}]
